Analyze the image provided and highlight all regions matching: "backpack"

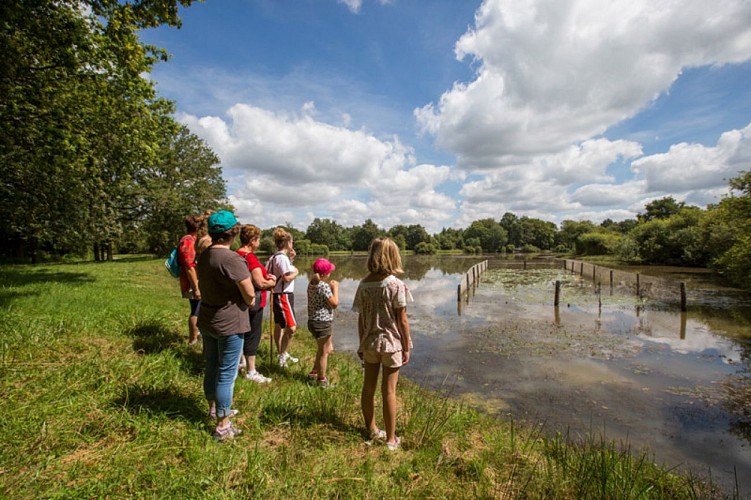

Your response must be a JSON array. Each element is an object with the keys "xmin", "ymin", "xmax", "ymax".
[{"xmin": 165, "ymin": 247, "xmax": 180, "ymax": 278}]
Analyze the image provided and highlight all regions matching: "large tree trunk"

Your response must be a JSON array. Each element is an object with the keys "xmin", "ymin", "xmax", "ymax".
[{"xmin": 94, "ymin": 242, "xmax": 101, "ymax": 262}]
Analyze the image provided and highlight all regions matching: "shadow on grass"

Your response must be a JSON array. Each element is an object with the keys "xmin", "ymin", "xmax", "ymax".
[
  {"xmin": 114, "ymin": 385, "xmax": 205, "ymax": 422},
  {"xmin": 124, "ymin": 321, "xmax": 205, "ymax": 375},
  {"xmin": 112, "ymin": 254, "xmax": 160, "ymax": 264},
  {"xmin": 258, "ymin": 389, "xmax": 355, "ymax": 435},
  {"xmin": 0, "ymin": 268, "xmax": 95, "ymax": 307},
  {"xmin": 125, "ymin": 321, "xmax": 183, "ymax": 354}
]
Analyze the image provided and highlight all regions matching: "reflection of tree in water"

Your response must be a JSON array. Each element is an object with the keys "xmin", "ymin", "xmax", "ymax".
[{"xmin": 721, "ymin": 374, "xmax": 751, "ymax": 444}]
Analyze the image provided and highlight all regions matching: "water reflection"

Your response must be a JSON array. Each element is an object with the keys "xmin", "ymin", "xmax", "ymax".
[{"xmin": 289, "ymin": 254, "xmax": 751, "ymax": 493}]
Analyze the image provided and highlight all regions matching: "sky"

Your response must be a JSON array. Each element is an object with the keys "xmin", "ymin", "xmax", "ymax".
[{"xmin": 140, "ymin": 0, "xmax": 751, "ymax": 233}]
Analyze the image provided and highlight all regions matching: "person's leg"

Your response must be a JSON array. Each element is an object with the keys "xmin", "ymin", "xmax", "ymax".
[
  {"xmin": 382, "ymin": 366, "xmax": 401, "ymax": 444},
  {"xmin": 317, "ymin": 335, "xmax": 333, "ymax": 381},
  {"xmin": 361, "ymin": 361, "xmax": 381, "ymax": 435},
  {"xmin": 214, "ymin": 333, "xmax": 243, "ymax": 418},
  {"xmin": 277, "ymin": 293, "xmax": 297, "ymax": 358},
  {"xmin": 202, "ymin": 328, "xmax": 218, "ymax": 413},
  {"xmin": 188, "ymin": 299, "xmax": 200, "ymax": 344},
  {"xmin": 246, "ymin": 308, "xmax": 264, "ymax": 373}
]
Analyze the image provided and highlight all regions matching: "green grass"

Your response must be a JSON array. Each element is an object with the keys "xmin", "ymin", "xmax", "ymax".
[{"xmin": 0, "ymin": 257, "xmax": 727, "ymax": 498}]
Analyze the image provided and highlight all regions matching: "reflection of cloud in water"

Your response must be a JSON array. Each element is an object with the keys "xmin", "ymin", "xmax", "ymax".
[
  {"xmin": 404, "ymin": 269, "xmax": 461, "ymax": 318},
  {"xmin": 638, "ymin": 327, "xmax": 742, "ymax": 364}
]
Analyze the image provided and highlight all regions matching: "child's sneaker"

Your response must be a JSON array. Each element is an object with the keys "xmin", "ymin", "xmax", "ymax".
[
  {"xmin": 277, "ymin": 353, "xmax": 288, "ymax": 367},
  {"xmin": 386, "ymin": 436, "xmax": 401, "ymax": 451},
  {"xmin": 307, "ymin": 370, "xmax": 318, "ymax": 379},
  {"xmin": 213, "ymin": 422, "xmax": 242, "ymax": 442},
  {"xmin": 286, "ymin": 353, "xmax": 299, "ymax": 364},
  {"xmin": 245, "ymin": 371, "xmax": 272, "ymax": 384},
  {"xmin": 317, "ymin": 377, "xmax": 330, "ymax": 388},
  {"xmin": 370, "ymin": 429, "xmax": 387, "ymax": 442}
]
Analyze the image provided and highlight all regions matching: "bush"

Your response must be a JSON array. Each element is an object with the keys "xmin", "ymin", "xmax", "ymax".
[
  {"xmin": 415, "ymin": 242, "xmax": 438, "ymax": 255},
  {"xmin": 521, "ymin": 244, "xmax": 540, "ymax": 253},
  {"xmin": 310, "ymin": 243, "xmax": 330, "ymax": 256}
]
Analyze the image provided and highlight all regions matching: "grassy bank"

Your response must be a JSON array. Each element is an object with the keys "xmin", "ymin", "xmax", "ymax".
[{"xmin": 0, "ymin": 257, "xmax": 724, "ymax": 498}]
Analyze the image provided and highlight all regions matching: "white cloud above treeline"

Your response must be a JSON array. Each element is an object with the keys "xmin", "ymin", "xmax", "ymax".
[{"xmin": 178, "ymin": 0, "xmax": 751, "ymax": 232}]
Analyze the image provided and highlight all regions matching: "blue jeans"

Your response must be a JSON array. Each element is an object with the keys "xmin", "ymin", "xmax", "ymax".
[{"xmin": 201, "ymin": 328, "xmax": 243, "ymax": 418}]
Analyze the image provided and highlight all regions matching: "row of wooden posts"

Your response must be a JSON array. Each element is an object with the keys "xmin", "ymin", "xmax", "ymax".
[
  {"xmin": 457, "ymin": 260, "xmax": 488, "ymax": 302},
  {"xmin": 561, "ymin": 259, "xmax": 688, "ymax": 312},
  {"xmin": 456, "ymin": 258, "xmax": 688, "ymax": 312}
]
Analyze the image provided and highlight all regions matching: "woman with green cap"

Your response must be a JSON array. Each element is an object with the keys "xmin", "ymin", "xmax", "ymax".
[{"xmin": 196, "ymin": 210, "xmax": 256, "ymax": 441}]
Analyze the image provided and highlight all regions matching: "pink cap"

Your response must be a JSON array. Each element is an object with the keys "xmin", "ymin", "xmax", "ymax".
[{"xmin": 313, "ymin": 258, "xmax": 336, "ymax": 275}]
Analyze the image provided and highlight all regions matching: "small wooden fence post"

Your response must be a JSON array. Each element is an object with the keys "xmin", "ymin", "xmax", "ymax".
[
  {"xmin": 554, "ymin": 280, "xmax": 561, "ymax": 307},
  {"xmin": 680, "ymin": 282, "xmax": 687, "ymax": 312}
]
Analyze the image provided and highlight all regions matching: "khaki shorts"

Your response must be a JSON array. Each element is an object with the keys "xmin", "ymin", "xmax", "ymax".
[{"xmin": 362, "ymin": 350, "xmax": 404, "ymax": 368}]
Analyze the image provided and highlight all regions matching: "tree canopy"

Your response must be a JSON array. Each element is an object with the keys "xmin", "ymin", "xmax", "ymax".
[{"xmin": 0, "ymin": 0, "xmax": 227, "ymax": 261}]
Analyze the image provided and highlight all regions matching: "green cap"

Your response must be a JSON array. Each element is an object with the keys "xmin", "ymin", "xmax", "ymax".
[{"xmin": 208, "ymin": 210, "xmax": 239, "ymax": 233}]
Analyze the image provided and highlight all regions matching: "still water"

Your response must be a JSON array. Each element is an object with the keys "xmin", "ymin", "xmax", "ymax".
[{"xmin": 289, "ymin": 254, "xmax": 751, "ymax": 494}]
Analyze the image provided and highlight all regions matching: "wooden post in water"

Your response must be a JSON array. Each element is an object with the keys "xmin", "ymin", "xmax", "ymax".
[
  {"xmin": 609, "ymin": 270, "xmax": 614, "ymax": 289},
  {"xmin": 636, "ymin": 273, "xmax": 640, "ymax": 297},
  {"xmin": 580, "ymin": 262, "xmax": 584, "ymax": 275},
  {"xmin": 680, "ymin": 282, "xmax": 687, "ymax": 312},
  {"xmin": 524, "ymin": 259, "xmax": 527, "ymax": 270},
  {"xmin": 593, "ymin": 264, "xmax": 597, "ymax": 283},
  {"xmin": 554, "ymin": 280, "xmax": 561, "ymax": 307}
]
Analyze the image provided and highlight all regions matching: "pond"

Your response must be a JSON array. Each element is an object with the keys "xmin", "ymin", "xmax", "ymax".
[{"xmin": 287, "ymin": 254, "xmax": 751, "ymax": 494}]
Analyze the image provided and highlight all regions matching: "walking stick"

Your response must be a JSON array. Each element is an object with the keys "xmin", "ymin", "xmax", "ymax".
[{"xmin": 269, "ymin": 291, "xmax": 275, "ymax": 365}]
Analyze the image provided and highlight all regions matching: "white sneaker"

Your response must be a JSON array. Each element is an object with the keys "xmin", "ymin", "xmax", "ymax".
[
  {"xmin": 277, "ymin": 353, "xmax": 288, "ymax": 368},
  {"xmin": 286, "ymin": 353, "xmax": 299, "ymax": 364},
  {"xmin": 245, "ymin": 371, "xmax": 272, "ymax": 384}
]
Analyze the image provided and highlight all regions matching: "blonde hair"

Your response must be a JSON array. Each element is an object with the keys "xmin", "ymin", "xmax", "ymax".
[
  {"xmin": 196, "ymin": 210, "xmax": 214, "ymax": 239},
  {"xmin": 273, "ymin": 227, "xmax": 292, "ymax": 250},
  {"xmin": 367, "ymin": 237, "xmax": 403, "ymax": 275},
  {"xmin": 240, "ymin": 224, "xmax": 261, "ymax": 245}
]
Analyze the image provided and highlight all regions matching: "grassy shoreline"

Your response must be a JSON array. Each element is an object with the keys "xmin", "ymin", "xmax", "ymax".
[{"xmin": 0, "ymin": 257, "xmax": 726, "ymax": 498}]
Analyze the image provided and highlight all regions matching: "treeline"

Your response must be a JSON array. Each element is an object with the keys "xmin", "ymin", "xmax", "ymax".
[
  {"xmin": 0, "ymin": 0, "xmax": 227, "ymax": 263},
  {"xmin": 262, "ymin": 171, "xmax": 750, "ymax": 290}
]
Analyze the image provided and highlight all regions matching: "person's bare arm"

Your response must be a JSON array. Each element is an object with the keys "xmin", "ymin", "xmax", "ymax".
[
  {"xmin": 395, "ymin": 306, "xmax": 410, "ymax": 365},
  {"xmin": 236, "ymin": 277, "xmax": 256, "ymax": 307},
  {"xmin": 186, "ymin": 267, "xmax": 200, "ymax": 300},
  {"xmin": 327, "ymin": 280, "xmax": 339, "ymax": 308},
  {"xmin": 251, "ymin": 267, "xmax": 276, "ymax": 289}
]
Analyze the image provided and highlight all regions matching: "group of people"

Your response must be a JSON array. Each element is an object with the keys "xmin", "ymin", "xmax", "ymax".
[{"xmin": 176, "ymin": 210, "xmax": 412, "ymax": 451}]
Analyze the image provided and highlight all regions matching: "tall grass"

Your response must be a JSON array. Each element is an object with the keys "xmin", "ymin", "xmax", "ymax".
[{"xmin": 0, "ymin": 257, "xmax": 729, "ymax": 498}]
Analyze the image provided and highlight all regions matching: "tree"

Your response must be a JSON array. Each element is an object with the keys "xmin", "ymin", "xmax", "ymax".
[
  {"xmin": 618, "ymin": 207, "xmax": 705, "ymax": 265},
  {"xmin": 464, "ymin": 219, "xmax": 507, "ymax": 252},
  {"xmin": 435, "ymin": 227, "xmax": 463, "ymax": 250},
  {"xmin": 350, "ymin": 219, "xmax": 384, "ymax": 251},
  {"xmin": 500, "ymin": 212, "xmax": 522, "ymax": 247},
  {"xmin": 518, "ymin": 216, "xmax": 556, "ymax": 250},
  {"xmin": 638, "ymin": 196, "xmax": 685, "ymax": 222},
  {"xmin": 0, "ymin": 0, "xmax": 197, "ymax": 261},
  {"xmin": 705, "ymin": 170, "xmax": 751, "ymax": 288},
  {"xmin": 137, "ymin": 123, "xmax": 228, "ymax": 254},
  {"xmin": 405, "ymin": 224, "xmax": 432, "ymax": 251},
  {"xmin": 306, "ymin": 218, "xmax": 346, "ymax": 251},
  {"xmin": 557, "ymin": 220, "xmax": 595, "ymax": 254}
]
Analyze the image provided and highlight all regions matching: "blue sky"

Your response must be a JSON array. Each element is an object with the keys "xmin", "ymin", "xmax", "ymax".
[{"xmin": 141, "ymin": 0, "xmax": 751, "ymax": 233}]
